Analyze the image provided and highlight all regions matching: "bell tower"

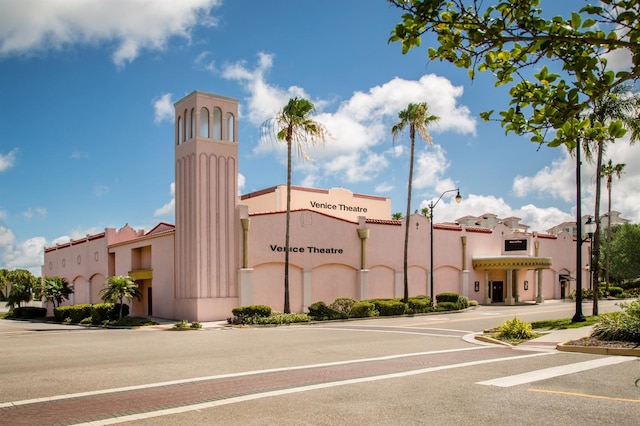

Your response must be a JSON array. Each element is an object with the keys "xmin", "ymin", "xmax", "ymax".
[{"xmin": 173, "ymin": 91, "xmax": 240, "ymax": 321}]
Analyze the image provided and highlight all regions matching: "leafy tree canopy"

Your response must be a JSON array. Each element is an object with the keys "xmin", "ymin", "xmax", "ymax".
[
  {"xmin": 388, "ymin": 0, "xmax": 639, "ymax": 149},
  {"xmin": 607, "ymin": 223, "xmax": 640, "ymax": 281}
]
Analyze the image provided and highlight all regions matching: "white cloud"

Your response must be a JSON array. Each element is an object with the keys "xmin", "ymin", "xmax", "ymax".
[
  {"xmin": 412, "ymin": 145, "xmax": 450, "ymax": 190},
  {"xmin": 23, "ymin": 207, "xmax": 47, "ymax": 221},
  {"xmin": 375, "ymin": 183, "xmax": 395, "ymax": 193},
  {"xmin": 154, "ymin": 182, "xmax": 175, "ymax": 217},
  {"xmin": 0, "ymin": 148, "xmax": 18, "ymax": 171},
  {"xmin": 224, "ymin": 54, "xmax": 477, "ymax": 189},
  {"xmin": 1, "ymin": 235, "xmax": 46, "ymax": 276},
  {"xmin": 153, "ymin": 93, "xmax": 174, "ymax": 123},
  {"xmin": 0, "ymin": 0, "xmax": 221, "ymax": 67},
  {"xmin": 512, "ymin": 149, "xmax": 577, "ymax": 202}
]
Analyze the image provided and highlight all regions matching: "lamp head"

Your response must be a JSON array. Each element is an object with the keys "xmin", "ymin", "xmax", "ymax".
[
  {"xmin": 455, "ymin": 190, "xmax": 462, "ymax": 204},
  {"xmin": 584, "ymin": 216, "xmax": 596, "ymax": 237}
]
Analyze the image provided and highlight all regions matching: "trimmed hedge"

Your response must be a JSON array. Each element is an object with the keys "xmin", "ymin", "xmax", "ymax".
[
  {"xmin": 350, "ymin": 301, "xmax": 378, "ymax": 318},
  {"xmin": 436, "ymin": 292, "xmax": 460, "ymax": 304},
  {"xmin": 371, "ymin": 299, "xmax": 407, "ymax": 316},
  {"xmin": 13, "ymin": 306, "xmax": 47, "ymax": 319},
  {"xmin": 91, "ymin": 303, "xmax": 129, "ymax": 324}
]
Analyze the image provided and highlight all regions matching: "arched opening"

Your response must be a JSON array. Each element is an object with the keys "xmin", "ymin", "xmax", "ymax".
[
  {"xmin": 226, "ymin": 112, "xmax": 235, "ymax": 142},
  {"xmin": 177, "ymin": 116, "xmax": 182, "ymax": 145},
  {"xmin": 200, "ymin": 107, "xmax": 210, "ymax": 138},
  {"xmin": 183, "ymin": 109, "xmax": 188, "ymax": 142},
  {"xmin": 213, "ymin": 107, "xmax": 222, "ymax": 140},
  {"xmin": 190, "ymin": 108, "xmax": 196, "ymax": 139}
]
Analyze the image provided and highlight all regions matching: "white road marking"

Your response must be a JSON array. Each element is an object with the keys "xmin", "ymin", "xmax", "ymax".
[
  {"xmin": 0, "ymin": 346, "xmax": 492, "ymax": 409},
  {"xmin": 477, "ymin": 356, "xmax": 635, "ymax": 387},
  {"xmin": 72, "ymin": 351, "xmax": 554, "ymax": 425}
]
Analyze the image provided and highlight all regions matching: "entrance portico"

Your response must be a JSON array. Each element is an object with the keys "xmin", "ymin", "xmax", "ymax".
[{"xmin": 472, "ymin": 256, "xmax": 552, "ymax": 305}]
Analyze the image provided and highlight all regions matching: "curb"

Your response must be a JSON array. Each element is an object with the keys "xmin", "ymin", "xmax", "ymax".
[{"xmin": 556, "ymin": 343, "xmax": 640, "ymax": 357}]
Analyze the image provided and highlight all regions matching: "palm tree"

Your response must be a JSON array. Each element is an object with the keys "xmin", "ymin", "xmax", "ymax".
[
  {"xmin": 261, "ymin": 97, "xmax": 330, "ymax": 313},
  {"xmin": 100, "ymin": 276, "xmax": 142, "ymax": 319},
  {"xmin": 391, "ymin": 102, "xmax": 439, "ymax": 302},
  {"xmin": 601, "ymin": 160, "xmax": 626, "ymax": 296},
  {"xmin": 41, "ymin": 276, "xmax": 74, "ymax": 308},
  {"xmin": 582, "ymin": 86, "xmax": 640, "ymax": 314}
]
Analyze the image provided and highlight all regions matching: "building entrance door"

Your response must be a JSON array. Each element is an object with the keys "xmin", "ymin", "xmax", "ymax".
[{"xmin": 492, "ymin": 281, "xmax": 504, "ymax": 303}]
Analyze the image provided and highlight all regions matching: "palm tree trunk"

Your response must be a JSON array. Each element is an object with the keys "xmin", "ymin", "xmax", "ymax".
[
  {"xmin": 403, "ymin": 128, "xmax": 415, "ymax": 303},
  {"xmin": 284, "ymin": 134, "xmax": 292, "ymax": 314},
  {"xmin": 592, "ymin": 142, "xmax": 604, "ymax": 315},
  {"xmin": 605, "ymin": 177, "xmax": 613, "ymax": 295}
]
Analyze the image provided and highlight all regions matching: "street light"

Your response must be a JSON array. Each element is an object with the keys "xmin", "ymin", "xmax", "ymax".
[
  {"xmin": 573, "ymin": 215, "xmax": 596, "ymax": 322},
  {"xmin": 429, "ymin": 188, "xmax": 462, "ymax": 307}
]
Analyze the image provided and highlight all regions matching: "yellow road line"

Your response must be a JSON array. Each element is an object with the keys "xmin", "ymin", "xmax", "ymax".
[{"xmin": 529, "ymin": 388, "xmax": 640, "ymax": 403}]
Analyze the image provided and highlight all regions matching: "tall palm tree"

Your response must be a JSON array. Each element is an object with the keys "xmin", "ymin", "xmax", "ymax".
[
  {"xmin": 584, "ymin": 85, "xmax": 640, "ymax": 314},
  {"xmin": 261, "ymin": 97, "xmax": 330, "ymax": 313},
  {"xmin": 391, "ymin": 103, "xmax": 439, "ymax": 303},
  {"xmin": 100, "ymin": 276, "xmax": 142, "ymax": 319},
  {"xmin": 601, "ymin": 160, "xmax": 626, "ymax": 295}
]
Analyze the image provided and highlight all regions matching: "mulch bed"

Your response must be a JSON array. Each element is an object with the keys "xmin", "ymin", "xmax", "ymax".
[{"xmin": 566, "ymin": 336, "xmax": 640, "ymax": 349}]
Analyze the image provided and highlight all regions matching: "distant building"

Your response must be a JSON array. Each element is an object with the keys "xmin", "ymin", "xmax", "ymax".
[{"xmin": 43, "ymin": 90, "xmax": 594, "ymax": 321}]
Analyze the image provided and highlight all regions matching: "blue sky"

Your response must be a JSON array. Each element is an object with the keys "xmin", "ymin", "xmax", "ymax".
[{"xmin": 1, "ymin": 0, "xmax": 638, "ymax": 276}]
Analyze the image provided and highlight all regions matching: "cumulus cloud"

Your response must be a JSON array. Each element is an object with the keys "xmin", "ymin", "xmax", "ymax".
[
  {"xmin": 0, "ymin": 0, "xmax": 221, "ymax": 67},
  {"xmin": 154, "ymin": 182, "xmax": 175, "ymax": 217},
  {"xmin": 0, "ymin": 148, "xmax": 18, "ymax": 172},
  {"xmin": 223, "ymin": 54, "xmax": 477, "ymax": 188},
  {"xmin": 0, "ymin": 234, "xmax": 46, "ymax": 276},
  {"xmin": 153, "ymin": 93, "xmax": 174, "ymax": 123}
]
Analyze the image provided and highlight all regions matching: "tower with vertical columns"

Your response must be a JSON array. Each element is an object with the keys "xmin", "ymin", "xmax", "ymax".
[{"xmin": 174, "ymin": 91, "xmax": 240, "ymax": 321}]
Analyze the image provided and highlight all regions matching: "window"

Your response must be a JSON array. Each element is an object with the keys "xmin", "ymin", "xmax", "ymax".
[
  {"xmin": 183, "ymin": 109, "xmax": 188, "ymax": 142},
  {"xmin": 226, "ymin": 112, "xmax": 235, "ymax": 142},
  {"xmin": 190, "ymin": 108, "xmax": 196, "ymax": 139},
  {"xmin": 213, "ymin": 107, "xmax": 222, "ymax": 140},
  {"xmin": 177, "ymin": 117, "xmax": 182, "ymax": 145},
  {"xmin": 200, "ymin": 107, "xmax": 210, "ymax": 138}
]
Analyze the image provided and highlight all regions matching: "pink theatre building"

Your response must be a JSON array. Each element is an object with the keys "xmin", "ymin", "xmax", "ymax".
[{"xmin": 42, "ymin": 91, "xmax": 590, "ymax": 321}]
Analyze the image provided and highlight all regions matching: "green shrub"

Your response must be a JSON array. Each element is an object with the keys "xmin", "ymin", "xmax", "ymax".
[
  {"xmin": 90, "ymin": 303, "xmax": 128, "ymax": 325},
  {"xmin": 592, "ymin": 299, "xmax": 640, "ymax": 342},
  {"xmin": 307, "ymin": 301, "xmax": 346, "ymax": 321},
  {"xmin": 350, "ymin": 301, "xmax": 378, "ymax": 318},
  {"xmin": 372, "ymin": 299, "xmax": 406, "ymax": 316},
  {"xmin": 252, "ymin": 313, "xmax": 310, "ymax": 325},
  {"xmin": 608, "ymin": 286, "xmax": 624, "ymax": 297},
  {"xmin": 174, "ymin": 319, "xmax": 190, "ymax": 329},
  {"xmin": 457, "ymin": 295, "xmax": 469, "ymax": 309},
  {"xmin": 407, "ymin": 296, "xmax": 432, "ymax": 313},
  {"xmin": 329, "ymin": 297, "xmax": 356, "ymax": 317},
  {"xmin": 68, "ymin": 304, "xmax": 93, "ymax": 323},
  {"xmin": 435, "ymin": 301, "xmax": 459, "ymax": 312},
  {"xmin": 436, "ymin": 292, "xmax": 460, "ymax": 304},
  {"xmin": 54, "ymin": 305, "xmax": 73, "ymax": 322},
  {"xmin": 495, "ymin": 317, "xmax": 537, "ymax": 340},
  {"xmin": 468, "ymin": 300, "xmax": 479, "ymax": 307},
  {"xmin": 14, "ymin": 306, "xmax": 47, "ymax": 319}
]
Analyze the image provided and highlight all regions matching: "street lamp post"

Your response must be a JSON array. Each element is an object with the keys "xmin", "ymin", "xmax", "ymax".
[
  {"xmin": 429, "ymin": 188, "xmax": 462, "ymax": 308},
  {"xmin": 573, "ymin": 215, "xmax": 596, "ymax": 323}
]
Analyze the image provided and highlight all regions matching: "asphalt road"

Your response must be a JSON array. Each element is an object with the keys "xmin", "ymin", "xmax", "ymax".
[{"xmin": 1, "ymin": 300, "xmax": 638, "ymax": 425}]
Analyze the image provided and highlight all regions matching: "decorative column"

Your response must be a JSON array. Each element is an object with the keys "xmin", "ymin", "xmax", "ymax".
[
  {"xmin": 505, "ymin": 269, "xmax": 515, "ymax": 305},
  {"xmin": 536, "ymin": 269, "xmax": 545, "ymax": 303},
  {"xmin": 460, "ymin": 236, "xmax": 469, "ymax": 297},
  {"xmin": 357, "ymin": 228, "xmax": 370, "ymax": 300},
  {"xmin": 238, "ymin": 216, "xmax": 253, "ymax": 307},
  {"xmin": 484, "ymin": 270, "xmax": 491, "ymax": 304}
]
